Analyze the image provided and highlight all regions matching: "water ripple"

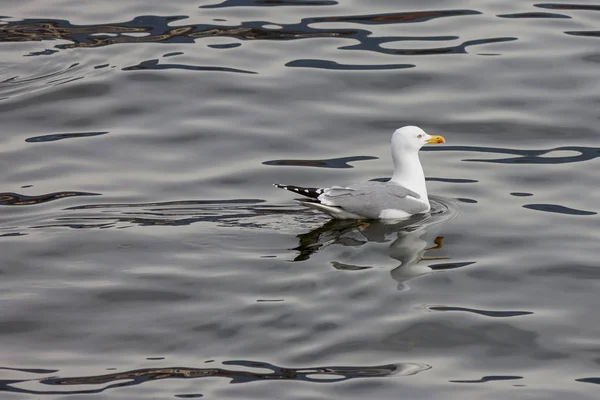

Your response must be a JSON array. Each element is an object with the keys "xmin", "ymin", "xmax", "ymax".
[
  {"xmin": 30, "ymin": 200, "xmax": 309, "ymax": 230},
  {"xmin": 0, "ymin": 62, "xmax": 80, "ymax": 100},
  {"xmin": 0, "ymin": 10, "xmax": 499, "ymax": 60}
]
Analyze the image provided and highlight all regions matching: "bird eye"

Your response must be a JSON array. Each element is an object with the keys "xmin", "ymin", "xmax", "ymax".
[{"xmin": 417, "ymin": 134, "xmax": 423, "ymax": 139}]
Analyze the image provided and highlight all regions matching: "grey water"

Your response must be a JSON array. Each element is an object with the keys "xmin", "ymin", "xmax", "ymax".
[{"xmin": 1, "ymin": 0, "xmax": 599, "ymax": 398}]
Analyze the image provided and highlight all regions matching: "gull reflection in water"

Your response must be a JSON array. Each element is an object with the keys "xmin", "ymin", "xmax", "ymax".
[{"xmin": 293, "ymin": 200, "xmax": 468, "ymax": 289}]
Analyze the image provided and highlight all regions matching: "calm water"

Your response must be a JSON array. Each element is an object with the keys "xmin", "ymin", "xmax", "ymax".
[{"xmin": 1, "ymin": 0, "xmax": 600, "ymax": 398}]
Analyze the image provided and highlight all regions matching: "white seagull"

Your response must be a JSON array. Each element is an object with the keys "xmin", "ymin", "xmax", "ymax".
[{"xmin": 274, "ymin": 126, "xmax": 445, "ymax": 219}]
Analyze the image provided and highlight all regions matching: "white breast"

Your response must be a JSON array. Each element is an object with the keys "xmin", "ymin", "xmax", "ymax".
[{"xmin": 378, "ymin": 208, "xmax": 412, "ymax": 220}]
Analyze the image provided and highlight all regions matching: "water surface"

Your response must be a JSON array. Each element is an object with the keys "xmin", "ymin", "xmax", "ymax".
[{"xmin": 1, "ymin": 1, "xmax": 599, "ymax": 398}]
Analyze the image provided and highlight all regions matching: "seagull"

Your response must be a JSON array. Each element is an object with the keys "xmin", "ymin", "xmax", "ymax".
[{"xmin": 274, "ymin": 126, "xmax": 445, "ymax": 219}]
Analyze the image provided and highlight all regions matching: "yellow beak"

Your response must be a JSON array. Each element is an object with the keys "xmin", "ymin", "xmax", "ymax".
[{"xmin": 426, "ymin": 135, "xmax": 445, "ymax": 144}]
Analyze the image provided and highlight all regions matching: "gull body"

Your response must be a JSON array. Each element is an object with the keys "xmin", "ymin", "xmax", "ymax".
[{"xmin": 274, "ymin": 126, "xmax": 445, "ymax": 220}]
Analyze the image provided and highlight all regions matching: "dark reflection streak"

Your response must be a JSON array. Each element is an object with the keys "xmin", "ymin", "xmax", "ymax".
[
  {"xmin": 429, "ymin": 261, "xmax": 475, "ymax": 270},
  {"xmin": 263, "ymin": 156, "xmax": 377, "ymax": 169},
  {"xmin": 201, "ymin": 0, "xmax": 338, "ymax": 8},
  {"xmin": 371, "ymin": 177, "xmax": 475, "ymax": 183},
  {"xmin": 32, "ymin": 223, "xmax": 114, "ymax": 229},
  {"xmin": 341, "ymin": 37, "xmax": 517, "ymax": 55},
  {"xmin": 497, "ymin": 12, "xmax": 570, "ymax": 18},
  {"xmin": 523, "ymin": 204, "xmax": 596, "ymax": 216},
  {"xmin": 565, "ymin": 31, "xmax": 600, "ymax": 38},
  {"xmin": 426, "ymin": 178, "xmax": 478, "ymax": 183},
  {"xmin": 450, "ymin": 375, "xmax": 523, "ymax": 383},
  {"xmin": 0, "ymin": 367, "xmax": 58, "ymax": 374},
  {"xmin": 423, "ymin": 145, "xmax": 600, "ymax": 164},
  {"xmin": 26, "ymin": 131, "xmax": 108, "ymax": 143},
  {"xmin": 427, "ymin": 306, "xmax": 533, "ymax": 317},
  {"xmin": 207, "ymin": 43, "xmax": 241, "ymax": 49},
  {"xmin": 0, "ymin": 362, "xmax": 418, "ymax": 395},
  {"xmin": 122, "ymin": 59, "xmax": 257, "ymax": 74},
  {"xmin": 576, "ymin": 377, "xmax": 600, "ymax": 385},
  {"xmin": 285, "ymin": 60, "xmax": 414, "ymax": 70},
  {"xmin": 535, "ymin": 4, "xmax": 600, "ymax": 11},
  {"xmin": 0, "ymin": 191, "xmax": 99, "ymax": 206},
  {"xmin": 309, "ymin": 10, "xmax": 481, "ymax": 25}
]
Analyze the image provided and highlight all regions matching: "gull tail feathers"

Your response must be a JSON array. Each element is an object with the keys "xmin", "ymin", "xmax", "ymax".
[
  {"xmin": 273, "ymin": 184, "xmax": 323, "ymax": 200},
  {"xmin": 296, "ymin": 200, "xmax": 363, "ymax": 219}
]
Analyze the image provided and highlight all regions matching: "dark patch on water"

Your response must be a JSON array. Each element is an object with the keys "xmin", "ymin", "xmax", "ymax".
[
  {"xmin": 450, "ymin": 375, "xmax": 523, "ymax": 383},
  {"xmin": 0, "ymin": 233, "xmax": 27, "ymax": 237},
  {"xmin": 0, "ymin": 191, "xmax": 99, "ymax": 206},
  {"xmin": 456, "ymin": 198, "xmax": 477, "ymax": 203},
  {"xmin": 264, "ymin": 156, "xmax": 377, "ymax": 168},
  {"xmin": 286, "ymin": 59, "xmax": 415, "ymax": 70},
  {"xmin": 497, "ymin": 12, "xmax": 570, "ymax": 19},
  {"xmin": 577, "ymin": 377, "xmax": 600, "ymax": 385},
  {"xmin": 565, "ymin": 31, "xmax": 600, "ymax": 38},
  {"xmin": 25, "ymin": 131, "xmax": 108, "ymax": 142},
  {"xmin": 425, "ymin": 145, "xmax": 600, "ymax": 164},
  {"xmin": 122, "ymin": 59, "xmax": 257, "ymax": 74},
  {"xmin": 535, "ymin": 4, "xmax": 600, "ymax": 12},
  {"xmin": 0, "ymin": 367, "xmax": 59, "ymax": 374},
  {"xmin": 510, "ymin": 192, "xmax": 533, "ymax": 197},
  {"xmin": 0, "ymin": 361, "xmax": 426, "ymax": 395},
  {"xmin": 430, "ymin": 261, "xmax": 476, "ymax": 270},
  {"xmin": 427, "ymin": 178, "xmax": 478, "ymax": 183},
  {"xmin": 207, "ymin": 43, "xmax": 241, "ymax": 49},
  {"xmin": 427, "ymin": 306, "xmax": 533, "ymax": 318},
  {"xmin": 331, "ymin": 261, "xmax": 372, "ymax": 270},
  {"xmin": 523, "ymin": 204, "xmax": 597, "ymax": 216},
  {"xmin": 200, "ymin": 0, "xmax": 338, "ymax": 8}
]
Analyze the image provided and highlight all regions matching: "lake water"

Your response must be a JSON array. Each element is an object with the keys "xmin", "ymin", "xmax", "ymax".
[{"xmin": 1, "ymin": 1, "xmax": 600, "ymax": 398}]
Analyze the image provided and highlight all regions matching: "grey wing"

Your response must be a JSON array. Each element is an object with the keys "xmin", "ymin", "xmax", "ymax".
[{"xmin": 318, "ymin": 182, "xmax": 428, "ymax": 219}]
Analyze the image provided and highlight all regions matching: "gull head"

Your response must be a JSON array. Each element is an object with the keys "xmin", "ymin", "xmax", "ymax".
[{"xmin": 392, "ymin": 126, "xmax": 445, "ymax": 152}]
